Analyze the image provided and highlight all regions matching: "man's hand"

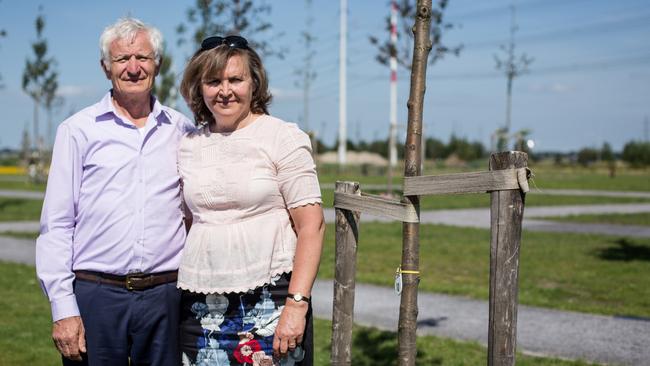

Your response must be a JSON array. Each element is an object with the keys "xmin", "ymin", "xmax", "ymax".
[{"xmin": 52, "ymin": 316, "xmax": 86, "ymax": 361}]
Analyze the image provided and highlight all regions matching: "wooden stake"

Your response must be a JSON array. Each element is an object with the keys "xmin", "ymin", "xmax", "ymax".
[
  {"xmin": 488, "ymin": 151, "xmax": 528, "ymax": 366},
  {"xmin": 331, "ymin": 181, "xmax": 360, "ymax": 366}
]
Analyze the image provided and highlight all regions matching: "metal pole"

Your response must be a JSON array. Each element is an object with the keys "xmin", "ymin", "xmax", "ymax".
[{"xmin": 338, "ymin": 0, "xmax": 347, "ymax": 165}]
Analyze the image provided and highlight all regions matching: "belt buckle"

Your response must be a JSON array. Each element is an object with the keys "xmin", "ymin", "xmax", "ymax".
[{"xmin": 126, "ymin": 273, "xmax": 144, "ymax": 291}]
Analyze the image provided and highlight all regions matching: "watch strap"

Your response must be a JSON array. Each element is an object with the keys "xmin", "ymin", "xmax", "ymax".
[{"xmin": 287, "ymin": 292, "xmax": 310, "ymax": 303}]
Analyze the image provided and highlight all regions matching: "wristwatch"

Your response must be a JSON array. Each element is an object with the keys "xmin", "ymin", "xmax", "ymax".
[{"xmin": 287, "ymin": 292, "xmax": 310, "ymax": 303}]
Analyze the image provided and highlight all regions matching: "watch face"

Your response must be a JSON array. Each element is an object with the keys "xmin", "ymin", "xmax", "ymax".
[{"xmin": 294, "ymin": 294, "xmax": 303, "ymax": 301}]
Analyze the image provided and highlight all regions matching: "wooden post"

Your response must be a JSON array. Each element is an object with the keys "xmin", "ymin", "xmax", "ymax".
[
  {"xmin": 488, "ymin": 151, "xmax": 528, "ymax": 366},
  {"xmin": 398, "ymin": 1, "xmax": 432, "ymax": 365},
  {"xmin": 331, "ymin": 181, "xmax": 361, "ymax": 366}
]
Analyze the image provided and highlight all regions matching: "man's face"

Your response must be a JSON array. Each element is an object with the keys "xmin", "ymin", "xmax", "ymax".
[{"xmin": 102, "ymin": 31, "xmax": 158, "ymax": 98}]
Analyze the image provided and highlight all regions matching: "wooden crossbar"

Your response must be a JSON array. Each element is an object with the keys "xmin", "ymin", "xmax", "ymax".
[
  {"xmin": 334, "ymin": 192, "xmax": 419, "ymax": 223},
  {"xmin": 403, "ymin": 168, "xmax": 530, "ymax": 196}
]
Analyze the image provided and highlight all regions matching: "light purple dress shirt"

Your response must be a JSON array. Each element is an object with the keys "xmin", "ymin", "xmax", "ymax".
[{"xmin": 36, "ymin": 92, "xmax": 194, "ymax": 322}]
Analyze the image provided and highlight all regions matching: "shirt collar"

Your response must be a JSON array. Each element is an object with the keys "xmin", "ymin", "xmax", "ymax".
[{"xmin": 94, "ymin": 90, "xmax": 171, "ymax": 126}]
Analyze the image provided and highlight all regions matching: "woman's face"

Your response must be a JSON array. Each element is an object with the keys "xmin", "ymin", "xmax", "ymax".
[{"xmin": 201, "ymin": 54, "xmax": 254, "ymax": 131}]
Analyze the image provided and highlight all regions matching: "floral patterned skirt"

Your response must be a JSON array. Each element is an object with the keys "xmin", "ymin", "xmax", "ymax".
[{"xmin": 180, "ymin": 272, "xmax": 313, "ymax": 366}]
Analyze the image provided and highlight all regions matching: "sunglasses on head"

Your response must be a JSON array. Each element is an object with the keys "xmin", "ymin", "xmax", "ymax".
[{"xmin": 200, "ymin": 35, "xmax": 249, "ymax": 52}]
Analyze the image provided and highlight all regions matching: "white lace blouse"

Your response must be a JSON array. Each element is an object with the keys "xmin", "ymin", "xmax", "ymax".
[{"xmin": 176, "ymin": 115, "xmax": 322, "ymax": 294}]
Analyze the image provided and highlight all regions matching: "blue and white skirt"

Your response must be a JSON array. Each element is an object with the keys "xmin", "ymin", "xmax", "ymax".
[{"xmin": 180, "ymin": 272, "xmax": 313, "ymax": 366}]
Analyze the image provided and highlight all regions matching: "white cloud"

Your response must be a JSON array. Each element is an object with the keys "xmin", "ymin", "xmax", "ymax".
[
  {"xmin": 526, "ymin": 82, "xmax": 576, "ymax": 94},
  {"xmin": 57, "ymin": 85, "xmax": 94, "ymax": 97},
  {"xmin": 269, "ymin": 87, "xmax": 302, "ymax": 100}
]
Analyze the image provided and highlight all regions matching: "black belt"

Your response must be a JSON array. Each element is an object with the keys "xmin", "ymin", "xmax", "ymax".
[{"xmin": 74, "ymin": 270, "xmax": 178, "ymax": 291}]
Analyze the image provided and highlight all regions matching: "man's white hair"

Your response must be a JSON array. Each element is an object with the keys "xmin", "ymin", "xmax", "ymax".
[{"xmin": 99, "ymin": 17, "xmax": 163, "ymax": 68}]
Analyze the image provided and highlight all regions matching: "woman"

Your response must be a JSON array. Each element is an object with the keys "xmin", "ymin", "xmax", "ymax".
[{"xmin": 177, "ymin": 35, "xmax": 324, "ymax": 366}]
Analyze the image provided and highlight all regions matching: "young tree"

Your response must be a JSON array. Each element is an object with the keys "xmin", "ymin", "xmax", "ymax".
[
  {"xmin": 494, "ymin": 3, "xmax": 533, "ymax": 148},
  {"xmin": 176, "ymin": 0, "xmax": 285, "ymax": 59},
  {"xmin": 22, "ymin": 9, "xmax": 57, "ymax": 151},
  {"xmin": 294, "ymin": 0, "xmax": 317, "ymax": 132},
  {"xmin": 42, "ymin": 70, "xmax": 63, "ymax": 150},
  {"xmin": 369, "ymin": 0, "xmax": 461, "ymax": 70},
  {"xmin": 0, "ymin": 1, "xmax": 6, "ymax": 88},
  {"xmin": 152, "ymin": 45, "xmax": 176, "ymax": 107}
]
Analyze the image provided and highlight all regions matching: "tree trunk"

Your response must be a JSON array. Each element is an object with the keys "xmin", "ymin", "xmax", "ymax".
[{"xmin": 397, "ymin": 1, "xmax": 433, "ymax": 365}]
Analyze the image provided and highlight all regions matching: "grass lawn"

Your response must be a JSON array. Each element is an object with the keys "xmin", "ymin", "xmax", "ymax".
[
  {"xmin": 544, "ymin": 213, "xmax": 650, "ymax": 226},
  {"xmin": 321, "ymin": 189, "xmax": 650, "ymax": 210},
  {"xmin": 317, "ymin": 164, "xmax": 650, "ymax": 192},
  {"xmin": 312, "ymin": 319, "xmax": 594, "ymax": 365},
  {"xmin": 0, "ymin": 231, "xmax": 38, "ymax": 240},
  {"xmin": 319, "ymin": 223, "xmax": 650, "ymax": 318},
  {"xmin": 0, "ymin": 261, "xmax": 593, "ymax": 366},
  {"xmin": 0, "ymin": 198, "xmax": 42, "ymax": 221},
  {"xmin": 527, "ymin": 166, "xmax": 650, "ymax": 192},
  {"xmin": 0, "ymin": 175, "xmax": 46, "ymax": 191}
]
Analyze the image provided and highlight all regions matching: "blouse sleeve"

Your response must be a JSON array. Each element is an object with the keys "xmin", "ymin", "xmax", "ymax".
[{"xmin": 275, "ymin": 123, "xmax": 322, "ymax": 209}]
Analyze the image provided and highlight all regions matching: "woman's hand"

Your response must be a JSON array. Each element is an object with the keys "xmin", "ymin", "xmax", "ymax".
[{"xmin": 273, "ymin": 300, "xmax": 309, "ymax": 358}]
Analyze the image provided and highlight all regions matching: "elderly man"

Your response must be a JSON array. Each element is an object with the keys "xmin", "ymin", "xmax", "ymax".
[{"xmin": 36, "ymin": 17, "xmax": 192, "ymax": 365}]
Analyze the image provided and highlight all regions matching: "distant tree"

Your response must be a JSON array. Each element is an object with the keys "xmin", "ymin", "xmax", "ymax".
[
  {"xmin": 42, "ymin": 70, "xmax": 63, "ymax": 149},
  {"xmin": 369, "ymin": 0, "xmax": 461, "ymax": 70},
  {"xmin": 600, "ymin": 142, "xmax": 614, "ymax": 162},
  {"xmin": 294, "ymin": 0, "xmax": 317, "ymax": 132},
  {"xmin": 622, "ymin": 141, "xmax": 650, "ymax": 168},
  {"xmin": 513, "ymin": 128, "xmax": 532, "ymax": 153},
  {"xmin": 0, "ymin": 0, "xmax": 6, "ymax": 88},
  {"xmin": 176, "ymin": 0, "xmax": 285, "ymax": 59},
  {"xmin": 313, "ymin": 138, "xmax": 330, "ymax": 154},
  {"xmin": 22, "ymin": 8, "xmax": 57, "ymax": 151},
  {"xmin": 367, "ymin": 139, "xmax": 389, "ymax": 158},
  {"xmin": 425, "ymin": 137, "xmax": 445, "ymax": 159},
  {"xmin": 577, "ymin": 147, "xmax": 599, "ymax": 167},
  {"xmin": 601, "ymin": 142, "xmax": 616, "ymax": 177},
  {"xmin": 152, "ymin": 45, "xmax": 176, "ymax": 106},
  {"xmin": 20, "ymin": 124, "xmax": 31, "ymax": 162},
  {"xmin": 446, "ymin": 134, "xmax": 485, "ymax": 161},
  {"xmin": 494, "ymin": 4, "xmax": 533, "ymax": 149}
]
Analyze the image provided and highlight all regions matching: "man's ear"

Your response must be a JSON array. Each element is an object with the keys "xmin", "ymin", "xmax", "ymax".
[{"xmin": 100, "ymin": 59, "xmax": 111, "ymax": 79}]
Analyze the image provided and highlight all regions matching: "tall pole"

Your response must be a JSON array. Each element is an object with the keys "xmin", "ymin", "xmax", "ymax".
[
  {"xmin": 389, "ymin": 0, "xmax": 398, "ymax": 168},
  {"xmin": 338, "ymin": 0, "xmax": 347, "ymax": 165},
  {"xmin": 398, "ymin": 0, "xmax": 432, "ymax": 364},
  {"xmin": 504, "ymin": 4, "xmax": 516, "ymax": 134}
]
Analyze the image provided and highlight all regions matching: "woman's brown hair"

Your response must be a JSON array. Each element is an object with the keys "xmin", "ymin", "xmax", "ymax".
[{"xmin": 180, "ymin": 45, "xmax": 272, "ymax": 126}]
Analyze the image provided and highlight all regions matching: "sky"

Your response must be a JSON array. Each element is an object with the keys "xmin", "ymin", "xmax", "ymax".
[{"xmin": 0, "ymin": 0, "xmax": 649, "ymax": 153}]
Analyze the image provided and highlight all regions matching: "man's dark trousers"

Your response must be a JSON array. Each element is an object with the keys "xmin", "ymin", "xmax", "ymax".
[{"xmin": 62, "ymin": 279, "xmax": 181, "ymax": 366}]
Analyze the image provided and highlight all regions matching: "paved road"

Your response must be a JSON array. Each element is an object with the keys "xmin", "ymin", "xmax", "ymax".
[
  {"xmin": 0, "ymin": 189, "xmax": 44, "ymax": 199},
  {"xmin": 2, "ymin": 237, "xmax": 649, "ymax": 365}
]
